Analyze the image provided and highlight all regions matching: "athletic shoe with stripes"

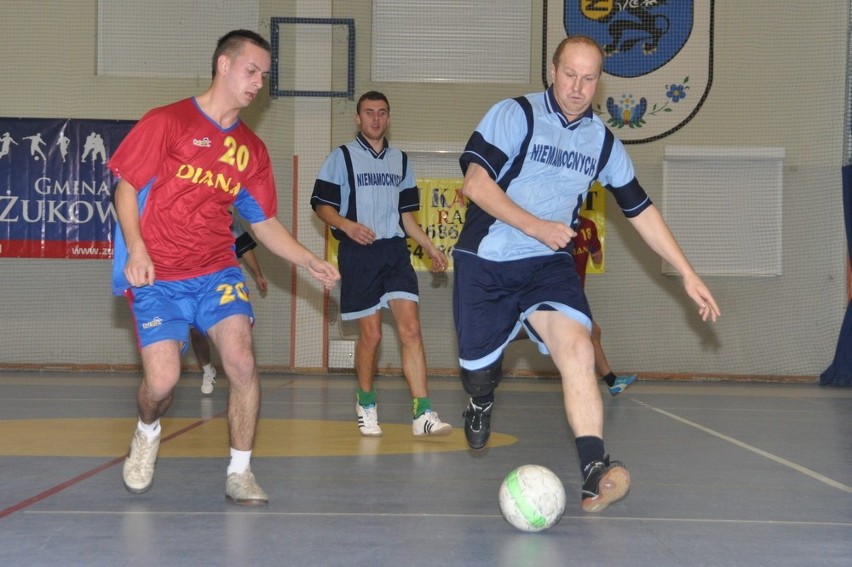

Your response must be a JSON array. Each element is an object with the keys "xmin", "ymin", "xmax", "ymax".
[
  {"xmin": 412, "ymin": 410, "xmax": 452, "ymax": 436},
  {"xmin": 581, "ymin": 455, "xmax": 630, "ymax": 512},
  {"xmin": 609, "ymin": 374, "xmax": 637, "ymax": 397},
  {"xmin": 355, "ymin": 401, "xmax": 382, "ymax": 436}
]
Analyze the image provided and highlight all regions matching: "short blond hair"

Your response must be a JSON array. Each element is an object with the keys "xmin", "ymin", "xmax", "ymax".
[{"xmin": 551, "ymin": 35, "xmax": 605, "ymax": 70}]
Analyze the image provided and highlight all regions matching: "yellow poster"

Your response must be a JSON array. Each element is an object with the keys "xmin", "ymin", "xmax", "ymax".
[
  {"xmin": 581, "ymin": 181, "xmax": 606, "ymax": 276},
  {"xmin": 407, "ymin": 178, "xmax": 466, "ymax": 271},
  {"xmin": 325, "ymin": 178, "xmax": 605, "ymax": 273}
]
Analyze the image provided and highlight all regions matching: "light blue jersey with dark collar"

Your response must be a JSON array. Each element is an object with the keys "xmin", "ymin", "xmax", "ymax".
[
  {"xmin": 311, "ymin": 133, "xmax": 419, "ymax": 242},
  {"xmin": 457, "ymin": 86, "xmax": 650, "ymax": 262}
]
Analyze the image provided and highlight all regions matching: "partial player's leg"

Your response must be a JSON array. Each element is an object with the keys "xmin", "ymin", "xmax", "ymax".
[
  {"xmin": 196, "ymin": 266, "xmax": 267, "ymax": 506},
  {"xmin": 528, "ymin": 310, "xmax": 601, "ymax": 436},
  {"xmin": 389, "ymin": 298, "xmax": 451, "ymax": 436},
  {"xmin": 209, "ymin": 314, "xmax": 258, "ymax": 450},
  {"xmin": 527, "ymin": 309, "xmax": 630, "ymax": 512},
  {"xmin": 354, "ymin": 312, "xmax": 383, "ymax": 436},
  {"xmin": 123, "ymin": 339, "xmax": 182, "ymax": 494},
  {"xmin": 189, "ymin": 326, "xmax": 217, "ymax": 394},
  {"xmin": 208, "ymin": 313, "xmax": 267, "ymax": 506},
  {"xmin": 339, "ymin": 239, "xmax": 387, "ymax": 436},
  {"xmin": 452, "ymin": 253, "xmax": 520, "ymax": 451},
  {"xmin": 460, "ymin": 358, "xmax": 502, "ymax": 450},
  {"xmin": 592, "ymin": 320, "xmax": 637, "ymax": 397},
  {"xmin": 122, "ymin": 280, "xmax": 188, "ymax": 495}
]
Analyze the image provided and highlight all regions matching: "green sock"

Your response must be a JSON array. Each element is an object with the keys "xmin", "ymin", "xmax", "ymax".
[
  {"xmin": 412, "ymin": 397, "xmax": 432, "ymax": 418},
  {"xmin": 357, "ymin": 388, "xmax": 377, "ymax": 407}
]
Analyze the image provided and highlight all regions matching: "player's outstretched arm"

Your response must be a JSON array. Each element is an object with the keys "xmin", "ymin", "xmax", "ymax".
[
  {"xmin": 251, "ymin": 217, "xmax": 340, "ymax": 290},
  {"xmin": 401, "ymin": 212, "xmax": 447, "ymax": 272},
  {"xmin": 462, "ymin": 163, "xmax": 575, "ymax": 251},
  {"xmin": 114, "ymin": 179, "xmax": 155, "ymax": 287},
  {"xmin": 628, "ymin": 205, "xmax": 720, "ymax": 322}
]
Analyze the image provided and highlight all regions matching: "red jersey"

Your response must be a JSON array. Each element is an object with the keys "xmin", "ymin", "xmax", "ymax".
[
  {"xmin": 109, "ymin": 97, "xmax": 277, "ymax": 283},
  {"xmin": 572, "ymin": 215, "xmax": 601, "ymax": 287}
]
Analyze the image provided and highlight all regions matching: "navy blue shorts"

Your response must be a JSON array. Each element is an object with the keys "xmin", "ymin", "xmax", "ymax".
[
  {"xmin": 452, "ymin": 251, "xmax": 592, "ymax": 370},
  {"xmin": 126, "ymin": 266, "xmax": 255, "ymax": 351},
  {"xmin": 338, "ymin": 237, "xmax": 418, "ymax": 320}
]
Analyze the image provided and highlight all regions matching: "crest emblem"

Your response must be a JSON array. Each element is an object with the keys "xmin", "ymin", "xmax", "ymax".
[{"xmin": 549, "ymin": 1, "xmax": 714, "ymax": 143}]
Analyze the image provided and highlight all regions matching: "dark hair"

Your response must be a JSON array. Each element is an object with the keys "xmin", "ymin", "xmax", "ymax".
[
  {"xmin": 212, "ymin": 29, "xmax": 271, "ymax": 78},
  {"xmin": 356, "ymin": 91, "xmax": 390, "ymax": 114}
]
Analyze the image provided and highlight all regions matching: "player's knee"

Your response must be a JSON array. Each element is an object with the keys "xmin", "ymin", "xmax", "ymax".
[
  {"xmin": 396, "ymin": 320, "xmax": 422, "ymax": 345},
  {"xmin": 460, "ymin": 356, "xmax": 504, "ymax": 397},
  {"xmin": 358, "ymin": 329, "xmax": 382, "ymax": 350},
  {"xmin": 357, "ymin": 318, "xmax": 383, "ymax": 346}
]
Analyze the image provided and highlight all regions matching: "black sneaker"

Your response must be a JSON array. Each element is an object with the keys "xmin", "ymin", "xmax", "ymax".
[
  {"xmin": 462, "ymin": 400, "xmax": 493, "ymax": 451},
  {"xmin": 581, "ymin": 455, "xmax": 630, "ymax": 512}
]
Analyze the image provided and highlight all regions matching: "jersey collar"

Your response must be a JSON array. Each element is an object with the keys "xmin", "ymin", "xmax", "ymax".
[
  {"xmin": 356, "ymin": 133, "xmax": 388, "ymax": 159},
  {"xmin": 544, "ymin": 86, "xmax": 594, "ymax": 130}
]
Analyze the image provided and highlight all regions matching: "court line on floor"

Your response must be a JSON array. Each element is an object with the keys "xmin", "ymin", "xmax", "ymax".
[
  {"xmin": 0, "ymin": 411, "xmax": 229, "ymax": 520},
  {"xmin": 0, "ymin": 377, "xmax": 302, "ymax": 519},
  {"xmin": 632, "ymin": 399, "xmax": 852, "ymax": 494},
  {"xmin": 18, "ymin": 510, "xmax": 852, "ymax": 528}
]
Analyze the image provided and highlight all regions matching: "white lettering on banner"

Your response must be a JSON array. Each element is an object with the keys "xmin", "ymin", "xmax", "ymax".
[
  {"xmin": 0, "ymin": 196, "xmax": 115, "ymax": 224},
  {"xmin": 34, "ymin": 177, "xmax": 112, "ymax": 196}
]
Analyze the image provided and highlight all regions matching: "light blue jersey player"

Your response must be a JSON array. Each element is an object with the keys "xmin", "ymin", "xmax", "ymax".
[
  {"xmin": 311, "ymin": 91, "xmax": 451, "ymax": 438},
  {"xmin": 453, "ymin": 35, "xmax": 720, "ymax": 513}
]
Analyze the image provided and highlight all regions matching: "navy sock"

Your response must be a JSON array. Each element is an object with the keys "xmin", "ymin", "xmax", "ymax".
[
  {"xmin": 602, "ymin": 372, "xmax": 617, "ymax": 387},
  {"xmin": 575, "ymin": 436, "xmax": 605, "ymax": 473}
]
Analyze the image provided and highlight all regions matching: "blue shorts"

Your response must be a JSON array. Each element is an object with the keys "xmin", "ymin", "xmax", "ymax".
[
  {"xmin": 125, "ymin": 266, "xmax": 255, "ymax": 351},
  {"xmin": 338, "ymin": 237, "xmax": 418, "ymax": 320},
  {"xmin": 452, "ymin": 251, "xmax": 592, "ymax": 370}
]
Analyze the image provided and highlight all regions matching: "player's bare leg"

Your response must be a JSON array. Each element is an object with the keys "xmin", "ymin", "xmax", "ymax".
[
  {"xmin": 527, "ymin": 310, "xmax": 629, "ymax": 512},
  {"xmin": 208, "ymin": 315, "xmax": 267, "ymax": 505},
  {"xmin": 354, "ymin": 312, "xmax": 383, "ymax": 435},
  {"xmin": 591, "ymin": 321, "xmax": 612, "ymax": 378},
  {"xmin": 209, "ymin": 315, "xmax": 259, "ymax": 451},
  {"xmin": 389, "ymin": 299, "xmax": 428, "ymax": 397},
  {"xmin": 390, "ymin": 298, "xmax": 451, "ymax": 436},
  {"xmin": 123, "ymin": 340, "xmax": 181, "ymax": 494},
  {"xmin": 592, "ymin": 320, "xmax": 638, "ymax": 397},
  {"xmin": 355, "ymin": 312, "xmax": 382, "ymax": 393},
  {"xmin": 528, "ymin": 311, "xmax": 602, "ymax": 437}
]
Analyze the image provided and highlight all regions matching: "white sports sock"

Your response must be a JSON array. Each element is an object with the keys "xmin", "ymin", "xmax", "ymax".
[
  {"xmin": 227, "ymin": 448, "xmax": 252, "ymax": 475},
  {"xmin": 202, "ymin": 363, "xmax": 216, "ymax": 377},
  {"xmin": 137, "ymin": 419, "xmax": 161, "ymax": 441}
]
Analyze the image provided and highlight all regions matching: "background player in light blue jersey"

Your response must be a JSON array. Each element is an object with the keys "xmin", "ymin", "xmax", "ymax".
[
  {"xmin": 453, "ymin": 36, "xmax": 720, "ymax": 513},
  {"xmin": 311, "ymin": 91, "xmax": 452, "ymax": 437}
]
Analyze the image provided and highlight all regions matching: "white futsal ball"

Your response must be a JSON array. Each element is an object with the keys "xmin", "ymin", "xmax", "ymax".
[{"xmin": 498, "ymin": 465, "xmax": 566, "ymax": 532}]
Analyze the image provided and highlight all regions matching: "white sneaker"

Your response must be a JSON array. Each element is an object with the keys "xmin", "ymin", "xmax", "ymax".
[
  {"xmin": 123, "ymin": 429, "xmax": 160, "ymax": 494},
  {"xmin": 355, "ymin": 401, "xmax": 382, "ymax": 436},
  {"xmin": 412, "ymin": 410, "xmax": 453, "ymax": 436},
  {"xmin": 201, "ymin": 367, "xmax": 216, "ymax": 395},
  {"xmin": 226, "ymin": 468, "xmax": 269, "ymax": 506}
]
